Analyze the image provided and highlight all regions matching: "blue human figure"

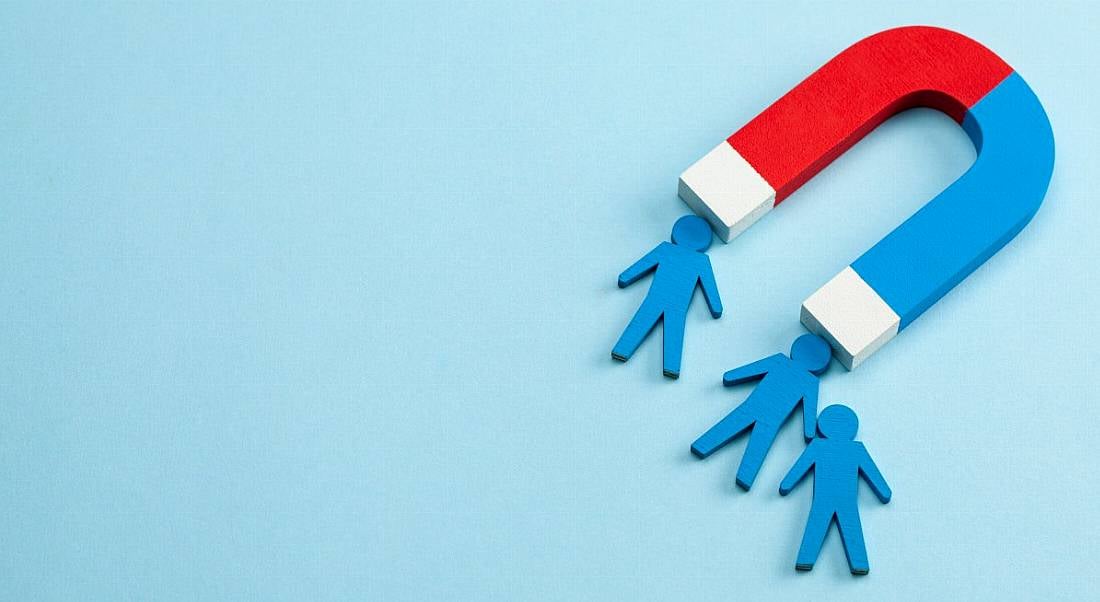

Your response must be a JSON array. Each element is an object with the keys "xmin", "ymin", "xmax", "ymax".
[
  {"xmin": 780, "ymin": 404, "xmax": 892, "ymax": 575},
  {"xmin": 691, "ymin": 334, "xmax": 831, "ymax": 490},
  {"xmin": 612, "ymin": 215, "xmax": 722, "ymax": 379}
]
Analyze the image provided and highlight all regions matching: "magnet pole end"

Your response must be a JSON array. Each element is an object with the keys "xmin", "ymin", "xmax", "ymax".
[
  {"xmin": 800, "ymin": 267, "xmax": 901, "ymax": 370},
  {"xmin": 678, "ymin": 142, "xmax": 776, "ymax": 243}
]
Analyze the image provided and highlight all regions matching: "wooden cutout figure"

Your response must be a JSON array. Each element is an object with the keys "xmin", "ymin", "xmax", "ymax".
[
  {"xmin": 691, "ymin": 334, "xmax": 831, "ymax": 490},
  {"xmin": 780, "ymin": 404, "xmax": 892, "ymax": 575},
  {"xmin": 612, "ymin": 215, "xmax": 722, "ymax": 379}
]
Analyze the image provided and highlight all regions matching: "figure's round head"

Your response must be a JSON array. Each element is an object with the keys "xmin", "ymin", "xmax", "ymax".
[
  {"xmin": 817, "ymin": 404, "xmax": 858, "ymax": 440},
  {"xmin": 789, "ymin": 334, "xmax": 831, "ymax": 374},
  {"xmin": 670, "ymin": 215, "xmax": 713, "ymax": 252}
]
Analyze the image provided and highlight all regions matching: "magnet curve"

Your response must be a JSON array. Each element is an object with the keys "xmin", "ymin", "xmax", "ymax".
[{"xmin": 678, "ymin": 26, "xmax": 1055, "ymax": 369}]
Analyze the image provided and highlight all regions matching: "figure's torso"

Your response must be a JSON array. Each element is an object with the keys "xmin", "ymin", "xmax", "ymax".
[
  {"xmin": 811, "ymin": 440, "xmax": 864, "ymax": 509},
  {"xmin": 749, "ymin": 360, "xmax": 814, "ymax": 429},
  {"xmin": 648, "ymin": 243, "xmax": 705, "ymax": 309}
]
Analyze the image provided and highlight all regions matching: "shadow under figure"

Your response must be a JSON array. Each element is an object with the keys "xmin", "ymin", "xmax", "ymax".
[
  {"xmin": 780, "ymin": 404, "xmax": 892, "ymax": 575},
  {"xmin": 612, "ymin": 215, "xmax": 722, "ymax": 379}
]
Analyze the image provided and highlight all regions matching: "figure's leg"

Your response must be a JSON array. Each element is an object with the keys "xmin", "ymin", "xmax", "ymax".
[
  {"xmin": 836, "ymin": 506, "xmax": 869, "ymax": 575},
  {"xmin": 691, "ymin": 405, "xmax": 755, "ymax": 459},
  {"xmin": 796, "ymin": 507, "xmax": 836, "ymax": 571},
  {"xmin": 735, "ymin": 424, "xmax": 779, "ymax": 490},
  {"xmin": 661, "ymin": 310, "xmax": 686, "ymax": 379},
  {"xmin": 612, "ymin": 298, "xmax": 663, "ymax": 362}
]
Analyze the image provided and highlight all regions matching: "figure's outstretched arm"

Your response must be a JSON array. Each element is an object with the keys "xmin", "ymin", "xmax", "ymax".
[
  {"xmin": 780, "ymin": 442, "xmax": 818, "ymax": 496},
  {"xmin": 617, "ymin": 245, "xmax": 663, "ymax": 288},
  {"xmin": 800, "ymin": 386, "xmax": 819, "ymax": 442},
  {"xmin": 697, "ymin": 258, "xmax": 723, "ymax": 318},
  {"xmin": 858, "ymin": 445, "xmax": 892, "ymax": 504},
  {"xmin": 723, "ymin": 355, "xmax": 781, "ymax": 386}
]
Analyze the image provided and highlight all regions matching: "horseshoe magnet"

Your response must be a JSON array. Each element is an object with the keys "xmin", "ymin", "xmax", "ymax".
[{"xmin": 679, "ymin": 26, "xmax": 1054, "ymax": 369}]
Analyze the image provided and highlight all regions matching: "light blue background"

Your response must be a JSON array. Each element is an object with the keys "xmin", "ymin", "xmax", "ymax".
[{"xmin": 1, "ymin": 1, "xmax": 1096, "ymax": 599}]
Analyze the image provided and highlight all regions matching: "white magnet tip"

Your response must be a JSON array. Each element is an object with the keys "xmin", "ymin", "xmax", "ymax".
[
  {"xmin": 678, "ymin": 142, "xmax": 776, "ymax": 242},
  {"xmin": 800, "ymin": 267, "xmax": 901, "ymax": 370}
]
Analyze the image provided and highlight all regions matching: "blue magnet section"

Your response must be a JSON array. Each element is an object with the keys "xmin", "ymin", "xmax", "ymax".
[{"xmin": 850, "ymin": 72, "xmax": 1055, "ymax": 329}]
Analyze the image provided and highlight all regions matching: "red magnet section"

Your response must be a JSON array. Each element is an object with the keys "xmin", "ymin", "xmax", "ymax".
[{"xmin": 727, "ymin": 26, "xmax": 1014, "ymax": 203}]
